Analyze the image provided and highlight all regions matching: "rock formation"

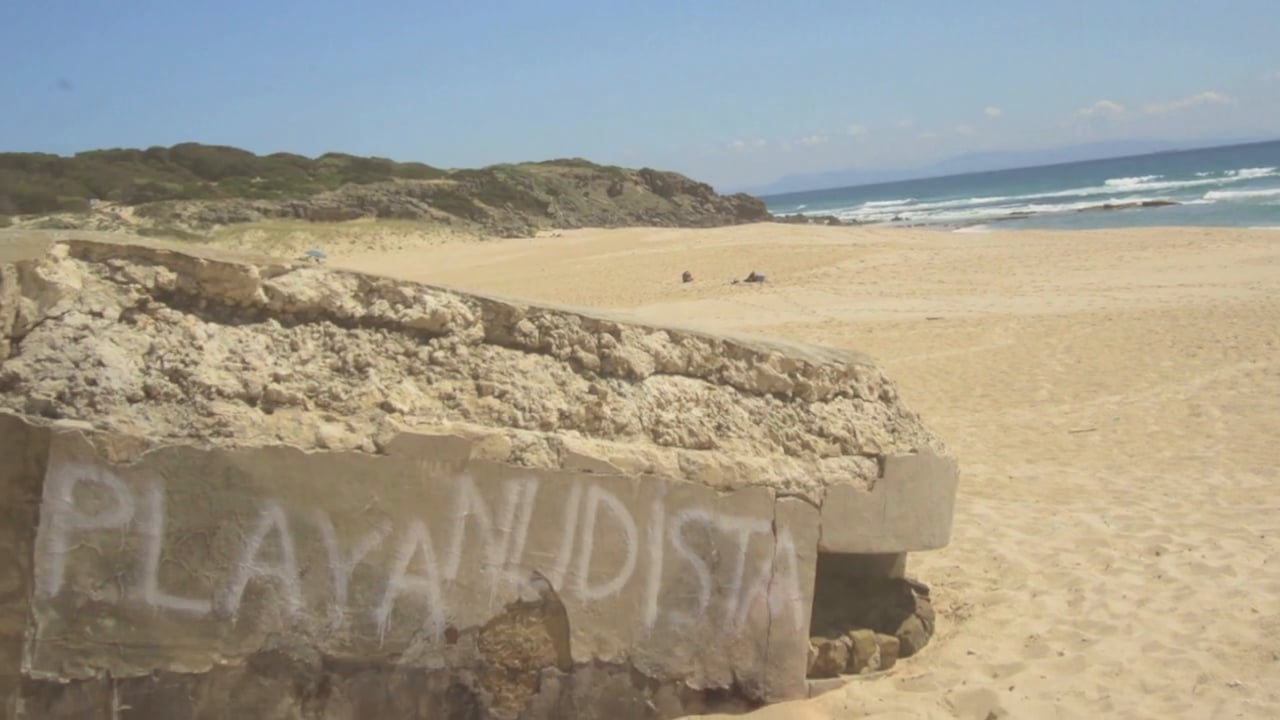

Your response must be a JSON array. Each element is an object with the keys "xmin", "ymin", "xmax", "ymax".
[{"xmin": 0, "ymin": 235, "xmax": 959, "ymax": 718}]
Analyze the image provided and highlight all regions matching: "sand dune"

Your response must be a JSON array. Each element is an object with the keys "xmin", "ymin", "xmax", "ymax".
[{"xmin": 335, "ymin": 223, "xmax": 1280, "ymax": 719}]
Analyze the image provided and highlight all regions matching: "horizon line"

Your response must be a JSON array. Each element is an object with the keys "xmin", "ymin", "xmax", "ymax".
[{"xmin": 745, "ymin": 136, "xmax": 1280, "ymax": 199}]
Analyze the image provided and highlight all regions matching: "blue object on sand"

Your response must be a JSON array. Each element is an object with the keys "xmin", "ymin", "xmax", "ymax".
[{"xmin": 305, "ymin": 249, "xmax": 327, "ymax": 259}]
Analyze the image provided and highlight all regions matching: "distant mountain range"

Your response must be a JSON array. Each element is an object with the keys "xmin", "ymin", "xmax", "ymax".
[{"xmin": 738, "ymin": 137, "xmax": 1269, "ymax": 197}]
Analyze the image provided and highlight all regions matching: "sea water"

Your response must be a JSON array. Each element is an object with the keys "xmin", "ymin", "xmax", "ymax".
[{"xmin": 760, "ymin": 140, "xmax": 1280, "ymax": 231}]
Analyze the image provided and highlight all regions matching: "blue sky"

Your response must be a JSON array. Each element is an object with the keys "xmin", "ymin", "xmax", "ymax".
[{"xmin": 2, "ymin": 0, "xmax": 1278, "ymax": 190}]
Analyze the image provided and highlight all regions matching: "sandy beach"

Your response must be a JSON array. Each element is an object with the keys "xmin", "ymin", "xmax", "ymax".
[{"xmin": 333, "ymin": 222, "xmax": 1280, "ymax": 719}]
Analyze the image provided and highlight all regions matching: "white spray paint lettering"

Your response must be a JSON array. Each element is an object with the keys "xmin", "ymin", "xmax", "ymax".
[
  {"xmin": 138, "ymin": 484, "xmax": 212, "ymax": 616},
  {"xmin": 505, "ymin": 479, "xmax": 539, "ymax": 573},
  {"xmin": 642, "ymin": 494, "xmax": 666, "ymax": 631},
  {"xmin": 36, "ymin": 461, "xmax": 135, "ymax": 599},
  {"xmin": 375, "ymin": 519, "xmax": 446, "ymax": 642},
  {"xmin": 573, "ymin": 484, "xmax": 639, "ymax": 602},
  {"xmin": 33, "ymin": 461, "xmax": 809, "ymax": 642},
  {"xmin": 315, "ymin": 510, "xmax": 391, "ymax": 630},
  {"xmin": 221, "ymin": 500, "xmax": 303, "ymax": 620},
  {"xmin": 770, "ymin": 527, "xmax": 806, "ymax": 630},
  {"xmin": 718, "ymin": 515, "xmax": 774, "ymax": 629},
  {"xmin": 545, "ymin": 482, "xmax": 583, "ymax": 590},
  {"xmin": 667, "ymin": 509, "xmax": 714, "ymax": 628}
]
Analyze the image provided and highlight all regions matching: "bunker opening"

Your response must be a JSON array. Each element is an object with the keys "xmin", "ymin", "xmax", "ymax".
[{"xmin": 805, "ymin": 552, "xmax": 935, "ymax": 679}]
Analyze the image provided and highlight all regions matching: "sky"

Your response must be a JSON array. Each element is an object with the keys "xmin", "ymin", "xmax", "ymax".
[{"xmin": 2, "ymin": 0, "xmax": 1278, "ymax": 191}]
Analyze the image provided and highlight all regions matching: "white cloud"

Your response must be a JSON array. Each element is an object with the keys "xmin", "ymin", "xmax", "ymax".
[
  {"xmin": 730, "ymin": 138, "xmax": 768, "ymax": 152},
  {"xmin": 917, "ymin": 131, "xmax": 939, "ymax": 141},
  {"xmin": 846, "ymin": 123, "xmax": 868, "ymax": 137},
  {"xmin": 799, "ymin": 134, "xmax": 828, "ymax": 146},
  {"xmin": 954, "ymin": 124, "xmax": 975, "ymax": 136},
  {"xmin": 1144, "ymin": 91, "xmax": 1235, "ymax": 115},
  {"xmin": 984, "ymin": 106, "xmax": 1004, "ymax": 118},
  {"xmin": 1073, "ymin": 100, "xmax": 1127, "ymax": 119},
  {"xmin": 897, "ymin": 118, "xmax": 915, "ymax": 129}
]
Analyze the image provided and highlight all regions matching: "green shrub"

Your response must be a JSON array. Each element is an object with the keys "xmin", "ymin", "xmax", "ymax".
[
  {"xmin": 136, "ymin": 225, "xmax": 205, "ymax": 241},
  {"xmin": 0, "ymin": 144, "xmax": 619, "ymax": 217},
  {"xmin": 57, "ymin": 196, "xmax": 90, "ymax": 213},
  {"xmin": 427, "ymin": 188, "xmax": 490, "ymax": 221}
]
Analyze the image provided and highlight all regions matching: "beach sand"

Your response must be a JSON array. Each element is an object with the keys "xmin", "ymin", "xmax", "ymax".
[{"xmin": 333, "ymin": 223, "xmax": 1280, "ymax": 719}]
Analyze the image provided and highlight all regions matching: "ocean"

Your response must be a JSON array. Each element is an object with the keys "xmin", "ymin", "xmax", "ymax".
[{"xmin": 759, "ymin": 140, "xmax": 1280, "ymax": 231}]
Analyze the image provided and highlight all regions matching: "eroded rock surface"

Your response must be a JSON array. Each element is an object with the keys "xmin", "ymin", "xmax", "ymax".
[{"xmin": 0, "ymin": 236, "xmax": 943, "ymax": 502}]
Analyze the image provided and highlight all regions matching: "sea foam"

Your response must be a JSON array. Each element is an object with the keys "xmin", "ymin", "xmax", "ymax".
[
  {"xmin": 766, "ymin": 146, "xmax": 1280, "ymax": 229},
  {"xmin": 1203, "ymin": 188, "xmax": 1280, "ymax": 201},
  {"xmin": 1104, "ymin": 175, "xmax": 1163, "ymax": 188}
]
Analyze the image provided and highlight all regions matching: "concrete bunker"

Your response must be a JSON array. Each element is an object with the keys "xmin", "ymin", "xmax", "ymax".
[{"xmin": 0, "ymin": 236, "xmax": 959, "ymax": 718}]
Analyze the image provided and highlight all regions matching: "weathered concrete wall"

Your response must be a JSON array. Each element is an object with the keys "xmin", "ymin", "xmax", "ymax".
[
  {"xmin": 0, "ymin": 236, "xmax": 959, "ymax": 718},
  {"xmin": 0, "ymin": 416, "xmax": 45, "ymax": 718}
]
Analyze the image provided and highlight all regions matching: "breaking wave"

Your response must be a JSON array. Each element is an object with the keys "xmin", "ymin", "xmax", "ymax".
[
  {"xmin": 1204, "ymin": 188, "xmax": 1280, "ymax": 201},
  {"xmin": 791, "ymin": 163, "xmax": 1280, "ymax": 226},
  {"xmin": 1105, "ymin": 175, "xmax": 1163, "ymax": 188}
]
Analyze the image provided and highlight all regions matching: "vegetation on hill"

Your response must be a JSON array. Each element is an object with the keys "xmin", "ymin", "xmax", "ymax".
[
  {"xmin": 0, "ymin": 143, "xmax": 769, "ymax": 238},
  {"xmin": 0, "ymin": 143, "xmax": 445, "ymax": 214}
]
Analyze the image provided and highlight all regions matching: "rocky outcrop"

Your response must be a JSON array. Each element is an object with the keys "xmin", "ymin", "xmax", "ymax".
[
  {"xmin": 0, "ymin": 236, "xmax": 958, "ymax": 718},
  {"xmin": 1079, "ymin": 199, "xmax": 1179, "ymax": 212},
  {"xmin": 0, "ymin": 237, "xmax": 941, "ymax": 496},
  {"xmin": 773, "ymin": 213, "xmax": 849, "ymax": 226}
]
